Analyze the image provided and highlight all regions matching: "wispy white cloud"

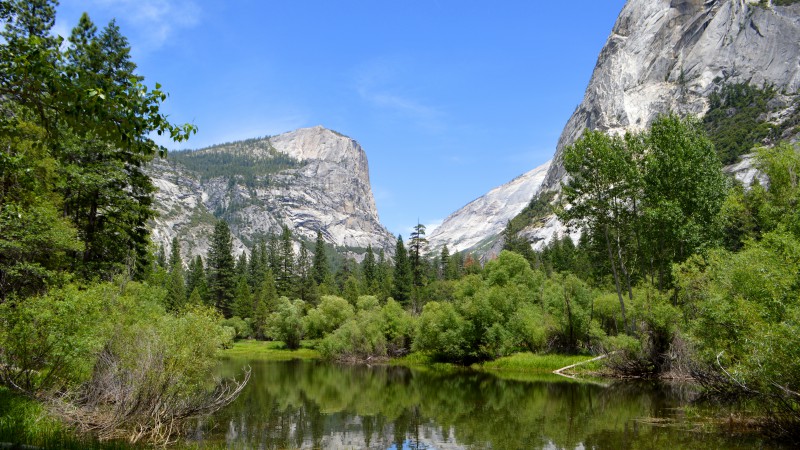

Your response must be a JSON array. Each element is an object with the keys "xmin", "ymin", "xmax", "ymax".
[
  {"xmin": 63, "ymin": 0, "xmax": 201, "ymax": 51},
  {"xmin": 354, "ymin": 58, "xmax": 445, "ymax": 131}
]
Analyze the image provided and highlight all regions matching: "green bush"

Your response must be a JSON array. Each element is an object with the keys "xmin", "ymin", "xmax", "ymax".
[
  {"xmin": 221, "ymin": 316, "xmax": 253, "ymax": 340},
  {"xmin": 0, "ymin": 283, "xmax": 110, "ymax": 392},
  {"xmin": 266, "ymin": 297, "xmax": 306, "ymax": 349},
  {"xmin": 304, "ymin": 295, "xmax": 354, "ymax": 339},
  {"xmin": 319, "ymin": 299, "xmax": 414, "ymax": 361}
]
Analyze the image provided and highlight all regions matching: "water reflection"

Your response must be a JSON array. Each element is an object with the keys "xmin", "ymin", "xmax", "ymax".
[{"xmin": 190, "ymin": 359, "xmax": 780, "ymax": 449}]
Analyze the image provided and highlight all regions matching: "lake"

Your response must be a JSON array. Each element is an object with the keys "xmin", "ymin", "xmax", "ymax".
[{"xmin": 187, "ymin": 358, "xmax": 785, "ymax": 449}]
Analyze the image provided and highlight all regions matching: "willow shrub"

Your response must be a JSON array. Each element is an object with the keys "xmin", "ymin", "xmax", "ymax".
[
  {"xmin": 676, "ymin": 230, "xmax": 800, "ymax": 428},
  {"xmin": 319, "ymin": 297, "xmax": 413, "ymax": 361}
]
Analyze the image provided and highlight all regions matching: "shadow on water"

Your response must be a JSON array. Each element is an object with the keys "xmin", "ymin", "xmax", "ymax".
[{"xmin": 187, "ymin": 358, "xmax": 786, "ymax": 449}]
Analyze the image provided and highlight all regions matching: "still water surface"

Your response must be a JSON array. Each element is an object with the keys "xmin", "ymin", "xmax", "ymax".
[{"xmin": 189, "ymin": 358, "xmax": 784, "ymax": 449}]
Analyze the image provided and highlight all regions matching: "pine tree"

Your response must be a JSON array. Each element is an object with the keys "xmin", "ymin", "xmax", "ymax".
[
  {"xmin": 253, "ymin": 269, "xmax": 278, "ymax": 339},
  {"xmin": 362, "ymin": 244, "xmax": 377, "ymax": 291},
  {"xmin": 207, "ymin": 220, "xmax": 236, "ymax": 317},
  {"xmin": 409, "ymin": 223, "xmax": 428, "ymax": 289},
  {"xmin": 376, "ymin": 249, "xmax": 392, "ymax": 302},
  {"xmin": 267, "ymin": 233, "xmax": 280, "ymax": 275},
  {"xmin": 296, "ymin": 244, "xmax": 318, "ymax": 304},
  {"xmin": 312, "ymin": 230, "xmax": 329, "ymax": 285},
  {"xmin": 248, "ymin": 239, "xmax": 265, "ymax": 289},
  {"xmin": 276, "ymin": 225, "xmax": 295, "ymax": 297},
  {"xmin": 232, "ymin": 275, "xmax": 252, "ymax": 318},
  {"xmin": 392, "ymin": 235, "xmax": 412, "ymax": 306},
  {"xmin": 165, "ymin": 237, "xmax": 185, "ymax": 311},
  {"xmin": 440, "ymin": 245, "xmax": 450, "ymax": 280},
  {"xmin": 186, "ymin": 255, "xmax": 208, "ymax": 304}
]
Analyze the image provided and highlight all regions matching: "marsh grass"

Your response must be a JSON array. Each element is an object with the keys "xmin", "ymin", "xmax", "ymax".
[
  {"xmin": 220, "ymin": 339, "xmax": 320, "ymax": 361},
  {"xmin": 473, "ymin": 352, "xmax": 595, "ymax": 373}
]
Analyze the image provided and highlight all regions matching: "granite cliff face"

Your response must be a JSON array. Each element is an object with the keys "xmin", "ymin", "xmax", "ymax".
[
  {"xmin": 522, "ymin": 0, "xmax": 800, "ymax": 246},
  {"xmin": 543, "ymin": 0, "xmax": 800, "ymax": 191},
  {"xmin": 426, "ymin": 161, "xmax": 551, "ymax": 255},
  {"xmin": 429, "ymin": 0, "xmax": 800, "ymax": 255},
  {"xmin": 148, "ymin": 126, "xmax": 395, "ymax": 260}
]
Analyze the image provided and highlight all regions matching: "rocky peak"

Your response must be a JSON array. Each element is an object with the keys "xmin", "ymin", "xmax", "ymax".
[
  {"xmin": 426, "ymin": 161, "xmax": 551, "ymax": 256},
  {"xmin": 148, "ymin": 126, "xmax": 395, "ymax": 262},
  {"xmin": 541, "ymin": 0, "xmax": 800, "ymax": 191}
]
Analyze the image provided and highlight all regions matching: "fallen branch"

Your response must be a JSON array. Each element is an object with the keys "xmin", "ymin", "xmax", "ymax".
[{"xmin": 553, "ymin": 352, "xmax": 616, "ymax": 379}]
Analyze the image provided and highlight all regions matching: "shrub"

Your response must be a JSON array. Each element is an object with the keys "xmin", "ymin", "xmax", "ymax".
[
  {"xmin": 266, "ymin": 297, "xmax": 306, "ymax": 349},
  {"xmin": 304, "ymin": 295, "xmax": 354, "ymax": 339},
  {"xmin": 221, "ymin": 316, "xmax": 253, "ymax": 340}
]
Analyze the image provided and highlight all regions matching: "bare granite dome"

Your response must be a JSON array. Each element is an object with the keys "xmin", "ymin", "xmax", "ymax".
[{"xmin": 148, "ymin": 126, "xmax": 394, "ymax": 261}]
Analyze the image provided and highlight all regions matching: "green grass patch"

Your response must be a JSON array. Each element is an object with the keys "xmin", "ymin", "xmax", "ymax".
[
  {"xmin": 0, "ymin": 387, "xmax": 136, "ymax": 449},
  {"xmin": 473, "ymin": 352, "xmax": 595, "ymax": 373},
  {"xmin": 220, "ymin": 339, "xmax": 320, "ymax": 361}
]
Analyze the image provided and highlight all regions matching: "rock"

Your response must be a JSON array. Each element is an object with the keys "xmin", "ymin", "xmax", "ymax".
[
  {"xmin": 542, "ymin": 0, "xmax": 800, "ymax": 192},
  {"xmin": 427, "ymin": 161, "xmax": 551, "ymax": 255},
  {"xmin": 147, "ymin": 126, "xmax": 395, "ymax": 262}
]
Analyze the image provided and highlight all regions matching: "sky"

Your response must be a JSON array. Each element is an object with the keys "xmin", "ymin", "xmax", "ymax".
[{"xmin": 54, "ymin": 0, "xmax": 627, "ymax": 237}]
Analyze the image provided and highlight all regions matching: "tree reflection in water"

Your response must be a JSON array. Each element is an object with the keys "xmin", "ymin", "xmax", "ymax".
[{"xmin": 190, "ymin": 359, "xmax": 782, "ymax": 449}]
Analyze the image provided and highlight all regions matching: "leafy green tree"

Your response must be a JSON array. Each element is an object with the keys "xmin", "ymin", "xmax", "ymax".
[
  {"xmin": 559, "ymin": 129, "xmax": 640, "ymax": 332},
  {"xmin": 392, "ymin": 235, "xmax": 412, "ymax": 307},
  {"xmin": 207, "ymin": 220, "xmax": 236, "ymax": 317},
  {"xmin": 0, "ymin": 2, "xmax": 194, "ymax": 283},
  {"xmin": 304, "ymin": 295, "xmax": 355, "ymax": 339},
  {"xmin": 642, "ymin": 114, "xmax": 726, "ymax": 287},
  {"xmin": 267, "ymin": 298, "xmax": 306, "ymax": 349}
]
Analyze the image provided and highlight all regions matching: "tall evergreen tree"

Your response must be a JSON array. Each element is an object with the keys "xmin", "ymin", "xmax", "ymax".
[
  {"xmin": 362, "ymin": 244, "xmax": 377, "ymax": 290},
  {"xmin": 235, "ymin": 251, "xmax": 248, "ymax": 278},
  {"xmin": 267, "ymin": 232, "xmax": 280, "ymax": 275},
  {"xmin": 392, "ymin": 235, "xmax": 412, "ymax": 306},
  {"xmin": 232, "ymin": 275, "xmax": 252, "ymax": 318},
  {"xmin": 276, "ymin": 225, "xmax": 295, "ymax": 297},
  {"xmin": 186, "ymin": 255, "xmax": 208, "ymax": 304},
  {"xmin": 312, "ymin": 230, "xmax": 329, "ymax": 285},
  {"xmin": 295, "ymin": 243, "xmax": 317, "ymax": 304},
  {"xmin": 165, "ymin": 237, "xmax": 185, "ymax": 311},
  {"xmin": 248, "ymin": 240, "xmax": 264, "ymax": 289},
  {"xmin": 439, "ymin": 245, "xmax": 451, "ymax": 280},
  {"xmin": 409, "ymin": 223, "xmax": 428, "ymax": 288},
  {"xmin": 253, "ymin": 269, "xmax": 278, "ymax": 339},
  {"xmin": 207, "ymin": 220, "xmax": 236, "ymax": 317}
]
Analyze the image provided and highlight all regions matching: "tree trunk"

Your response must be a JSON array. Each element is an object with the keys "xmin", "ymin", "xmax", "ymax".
[{"xmin": 604, "ymin": 224, "xmax": 629, "ymax": 334}]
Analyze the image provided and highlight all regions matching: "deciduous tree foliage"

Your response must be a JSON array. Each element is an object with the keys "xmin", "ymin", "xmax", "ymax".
[{"xmin": 0, "ymin": 1, "xmax": 196, "ymax": 296}]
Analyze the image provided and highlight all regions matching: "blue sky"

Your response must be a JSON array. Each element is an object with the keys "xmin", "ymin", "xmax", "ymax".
[{"xmin": 55, "ymin": 0, "xmax": 627, "ymax": 237}]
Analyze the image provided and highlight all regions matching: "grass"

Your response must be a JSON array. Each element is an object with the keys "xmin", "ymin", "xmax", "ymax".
[
  {"xmin": 0, "ymin": 387, "xmax": 136, "ymax": 449},
  {"xmin": 390, "ymin": 352, "xmax": 465, "ymax": 372},
  {"xmin": 473, "ymin": 352, "xmax": 596, "ymax": 373},
  {"xmin": 220, "ymin": 339, "xmax": 321, "ymax": 361}
]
